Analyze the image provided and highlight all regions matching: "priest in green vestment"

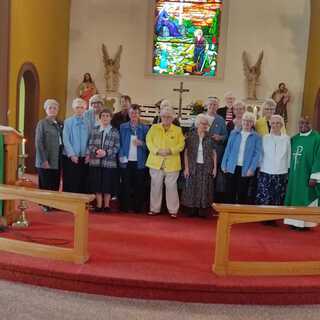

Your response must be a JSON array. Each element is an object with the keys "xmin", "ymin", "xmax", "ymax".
[{"xmin": 284, "ymin": 117, "xmax": 320, "ymax": 229}]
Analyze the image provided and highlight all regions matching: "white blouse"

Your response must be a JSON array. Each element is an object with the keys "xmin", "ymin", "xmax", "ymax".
[
  {"xmin": 260, "ymin": 133, "xmax": 291, "ymax": 175},
  {"xmin": 196, "ymin": 137, "xmax": 204, "ymax": 164},
  {"xmin": 237, "ymin": 131, "xmax": 250, "ymax": 166}
]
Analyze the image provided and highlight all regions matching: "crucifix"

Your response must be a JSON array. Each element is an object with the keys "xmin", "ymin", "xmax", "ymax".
[
  {"xmin": 292, "ymin": 145, "xmax": 304, "ymax": 171},
  {"xmin": 173, "ymin": 82, "xmax": 190, "ymax": 118}
]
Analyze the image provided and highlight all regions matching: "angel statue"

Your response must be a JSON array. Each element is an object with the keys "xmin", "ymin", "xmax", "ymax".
[
  {"xmin": 242, "ymin": 50, "xmax": 264, "ymax": 100},
  {"xmin": 102, "ymin": 44, "xmax": 123, "ymax": 92}
]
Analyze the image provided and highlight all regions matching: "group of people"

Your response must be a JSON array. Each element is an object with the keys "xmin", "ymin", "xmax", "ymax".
[{"xmin": 35, "ymin": 92, "xmax": 320, "ymax": 230}]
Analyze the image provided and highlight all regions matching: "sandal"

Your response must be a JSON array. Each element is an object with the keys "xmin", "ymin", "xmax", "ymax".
[{"xmin": 170, "ymin": 213, "xmax": 178, "ymax": 219}]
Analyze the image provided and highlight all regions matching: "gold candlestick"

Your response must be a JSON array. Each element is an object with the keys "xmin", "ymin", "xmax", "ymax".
[{"xmin": 12, "ymin": 147, "xmax": 31, "ymax": 228}]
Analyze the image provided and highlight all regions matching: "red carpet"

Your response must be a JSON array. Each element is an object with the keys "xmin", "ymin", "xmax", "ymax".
[{"xmin": 1, "ymin": 207, "xmax": 320, "ymax": 305}]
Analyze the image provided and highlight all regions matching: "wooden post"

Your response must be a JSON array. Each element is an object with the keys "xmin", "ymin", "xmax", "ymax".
[
  {"xmin": 213, "ymin": 212, "xmax": 231, "ymax": 275},
  {"xmin": 74, "ymin": 203, "xmax": 89, "ymax": 263}
]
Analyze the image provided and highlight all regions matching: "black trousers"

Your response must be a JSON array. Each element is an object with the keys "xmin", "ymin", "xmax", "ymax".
[
  {"xmin": 225, "ymin": 166, "xmax": 252, "ymax": 204},
  {"xmin": 37, "ymin": 168, "xmax": 61, "ymax": 191},
  {"xmin": 120, "ymin": 161, "xmax": 146, "ymax": 212},
  {"xmin": 62, "ymin": 155, "xmax": 88, "ymax": 193}
]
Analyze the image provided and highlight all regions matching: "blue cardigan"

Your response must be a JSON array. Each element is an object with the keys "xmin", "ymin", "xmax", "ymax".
[
  {"xmin": 119, "ymin": 121, "xmax": 149, "ymax": 169},
  {"xmin": 221, "ymin": 129, "xmax": 262, "ymax": 176}
]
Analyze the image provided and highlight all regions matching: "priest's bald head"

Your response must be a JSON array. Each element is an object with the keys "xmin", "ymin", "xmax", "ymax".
[{"xmin": 299, "ymin": 116, "xmax": 311, "ymax": 133}]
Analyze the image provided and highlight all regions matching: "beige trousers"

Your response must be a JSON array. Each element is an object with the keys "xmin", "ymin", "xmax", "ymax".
[{"xmin": 149, "ymin": 168, "xmax": 180, "ymax": 214}]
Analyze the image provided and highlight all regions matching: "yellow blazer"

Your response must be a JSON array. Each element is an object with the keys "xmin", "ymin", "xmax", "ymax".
[
  {"xmin": 255, "ymin": 117, "xmax": 286, "ymax": 136},
  {"xmin": 146, "ymin": 123, "xmax": 185, "ymax": 172}
]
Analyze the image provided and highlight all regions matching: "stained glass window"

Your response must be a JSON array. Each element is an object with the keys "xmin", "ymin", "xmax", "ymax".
[{"xmin": 153, "ymin": 0, "xmax": 224, "ymax": 77}]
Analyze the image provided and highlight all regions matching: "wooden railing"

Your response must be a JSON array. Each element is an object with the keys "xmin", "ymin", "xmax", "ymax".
[
  {"xmin": 212, "ymin": 203, "xmax": 320, "ymax": 276},
  {"xmin": 0, "ymin": 184, "xmax": 95, "ymax": 264}
]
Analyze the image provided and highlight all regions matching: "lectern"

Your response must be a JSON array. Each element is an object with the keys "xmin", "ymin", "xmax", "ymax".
[{"xmin": 0, "ymin": 126, "xmax": 23, "ymax": 224}]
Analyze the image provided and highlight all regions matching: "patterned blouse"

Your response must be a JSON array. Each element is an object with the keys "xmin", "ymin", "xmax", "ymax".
[
  {"xmin": 88, "ymin": 126, "xmax": 120, "ymax": 168},
  {"xmin": 185, "ymin": 131, "xmax": 216, "ymax": 176}
]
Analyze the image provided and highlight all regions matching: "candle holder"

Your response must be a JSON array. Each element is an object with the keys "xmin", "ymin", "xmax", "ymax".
[{"xmin": 12, "ymin": 153, "xmax": 32, "ymax": 228}]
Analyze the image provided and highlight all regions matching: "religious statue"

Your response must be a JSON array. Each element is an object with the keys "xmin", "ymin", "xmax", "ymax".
[
  {"xmin": 271, "ymin": 82, "xmax": 291, "ymax": 125},
  {"xmin": 242, "ymin": 50, "xmax": 264, "ymax": 100},
  {"xmin": 102, "ymin": 44, "xmax": 122, "ymax": 92},
  {"xmin": 77, "ymin": 73, "xmax": 97, "ymax": 107}
]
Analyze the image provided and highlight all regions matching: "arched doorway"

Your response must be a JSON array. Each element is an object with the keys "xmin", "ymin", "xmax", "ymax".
[{"xmin": 16, "ymin": 63, "xmax": 40, "ymax": 174}]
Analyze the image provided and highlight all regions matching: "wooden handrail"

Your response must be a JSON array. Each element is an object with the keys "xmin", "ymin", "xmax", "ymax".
[
  {"xmin": 212, "ymin": 203, "xmax": 320, "ymax": 276},
  {"xmin": 0, "ymin": 184, "xmax": 95, "ymax": 264}
]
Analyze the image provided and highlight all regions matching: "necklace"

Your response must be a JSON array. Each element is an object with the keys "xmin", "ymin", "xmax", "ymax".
[{"xmin": 270, "ymin": 134, "xmax": 281, "ymax": 153}]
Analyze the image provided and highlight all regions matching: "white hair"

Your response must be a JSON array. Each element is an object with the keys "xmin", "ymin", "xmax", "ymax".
[
  {"xmin": 233, "ymin": 100, "xmax": 246, "ymax": 109},
  {"xmin": 206, "ymin": 96, "xmax": 219, "ymax": 107},
  {"xmin": 160, "ymin": 99, "xmax": 171, "ymax": 109},
  {"xmin": 224, "ymin": 91, "xmax": 235, "ymax": 99},
  {"xmin": 160, "ymin": 106, "xmax": 176, "ymax": 118},
  {"xmin": 242, "ymin": 111, "xmax": 256, "ymax": 123},
  {"xmin": 89, "ymin": 94, "xmax": 104, "ymax": 107},
  {"xmin": 262, "ymin": 98, "xmax": 276, "ymax": 110},
  {"xmin": 43, "ymin": 99, "xmax": 59, "ymax": 111},
  {"xmin": 194, "ymin": 114, "xmax": 210, "ymax": 128},
  {"xmin": 72, "ymin": 98, "xmax": 86, "ymax": 109}
]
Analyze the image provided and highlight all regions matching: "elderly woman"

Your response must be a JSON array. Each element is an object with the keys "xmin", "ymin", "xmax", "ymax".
[
  {"xmin": 221, "ymin": 112, "xmax": 262, "ymax": 204},
  {"xmin": 84, "ymin": 94, "xmax": 104, "ymax": 131},
  {"xmin": 256, "ymin": 115, "xmax": 290, "ymax": 208},
  {"xmin": 255, "ymin": 98, "xmax": 286, "ymax": 136},
  {"xmin": 88, "ymin": 109, "xmax": 120, "ymax": 212},
  {"xmin": 153, "ymin": 99, "xmax": 180, "ymax": 126},
  {"xmin": 227, "ymin": 100, "xmax": 246, "ymax": 133},
  {"xmin": 146, "ymin": 106, "xmax": 185, "ymax": 218},
  {"xmin": 182, "ymin": 114, "xmax": 217, "ymax": 217},
  {"xmin": 111, "ymin": 95, "xmax": 131, "ymax": 130},
  {"xmin": 205, "ymin": 97, "xmax": 227, "ymax": 198},
  {"xmin": 62, "ymin": 98, "xmax": 90, "ymax": 193},
  {"xmin": 35, "ymin": 99, "xmax": 63, "ymax": 211},
  {"xmin": 217, "ymin": 91, "xmax": 236, "ymax": 125},
  {"xmin": 206, "ymin": 97, "xmax": 227, "ymax": 163},
  {"xmin": 119, "ymin": 104, "xmax": 149, "ymax": 213}
]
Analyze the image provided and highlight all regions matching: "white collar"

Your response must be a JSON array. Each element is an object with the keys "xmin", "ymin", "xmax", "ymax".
[
  {"xmin": 300, "ymin": 130, "xmax": 312, "ymax": 137},
  {"xmin": 99, "ymin": 125, "xmax": 112, "ymax": 132}
]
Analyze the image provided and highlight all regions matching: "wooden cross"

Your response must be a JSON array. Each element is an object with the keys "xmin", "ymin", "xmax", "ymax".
[{"xmin": 173, "ymin": 82, "xmax": 190, "ymax": 118}]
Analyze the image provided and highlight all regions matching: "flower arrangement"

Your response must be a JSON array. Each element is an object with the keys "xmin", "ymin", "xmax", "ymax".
[{"xmin": 189, "ymin": 100, "xmax": 205, "ymax": 115}]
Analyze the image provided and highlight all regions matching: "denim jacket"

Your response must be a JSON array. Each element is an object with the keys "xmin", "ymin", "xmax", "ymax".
[
  {"xmin": 119, "ymin": 121, "xmax": 149, "ymax": 169},
  {"xmin": 63, "ymin": 115, "xmax": 90, "ymax": 157},
  {"xmin": 221, "ymin": 129, "xmax": 262, "ymax": 176}
]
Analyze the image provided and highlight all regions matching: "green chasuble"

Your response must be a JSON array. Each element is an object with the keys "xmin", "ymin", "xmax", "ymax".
[
  {"xmin": 285, "ymin": 130, "xmax": 320, "ymax": 206},
  {"xmin": 0, "ymin": 134, "xmax": 3, "ymax": 215}
]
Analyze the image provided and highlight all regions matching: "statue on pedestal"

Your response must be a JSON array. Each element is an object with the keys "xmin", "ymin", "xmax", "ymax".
[
  {"xmin": 102, "ymin": 44, "xmax": 123, "ymax": 93},
  {"xmin": 271, "ymin": 82, "xmax": 290, "ymax": 126},
  {"xmin": 77, "ymin": 73, "xmax": 97, "ymax": 108},
  {"xmin": 242, "ymin": 50, "xmax": 264, "ymax": 100}
]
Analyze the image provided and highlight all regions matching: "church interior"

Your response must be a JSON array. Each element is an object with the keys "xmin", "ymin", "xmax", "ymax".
[{"xmin": 1, "ymin": 0, "xmax": 320, "ymax": 318}]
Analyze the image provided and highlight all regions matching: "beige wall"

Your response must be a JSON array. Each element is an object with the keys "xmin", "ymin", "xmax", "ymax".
[
  {"xmin": 9, "ymin": 0, "xmax": 71, "ymax": 126},
  {"xmin": 67, "ymin": 0, "xmax": 310, "ymax": 133},
  {"xmin": 303, "ymin": 0, "xmax": 320, "ymax": 118}
]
